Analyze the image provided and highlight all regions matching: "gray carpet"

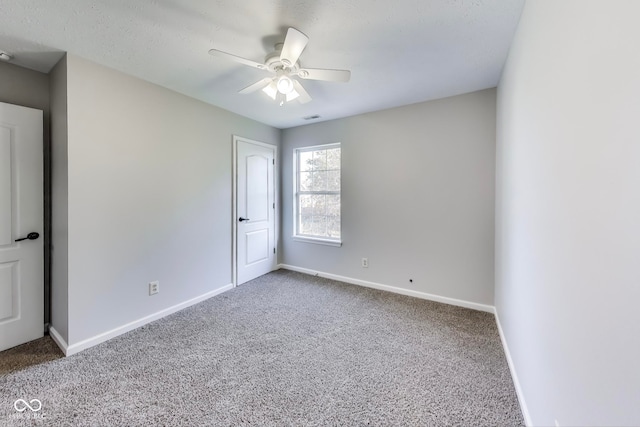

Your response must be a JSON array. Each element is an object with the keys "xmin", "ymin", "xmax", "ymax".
[{"xmin": 0, "ymin": 270, "xmax": 524, "ymax": 426}]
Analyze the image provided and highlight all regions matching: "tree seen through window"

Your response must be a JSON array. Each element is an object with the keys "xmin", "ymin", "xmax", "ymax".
[{"xmin": 295, "ymin": 145, "xmax": 341, "ymax": 240}]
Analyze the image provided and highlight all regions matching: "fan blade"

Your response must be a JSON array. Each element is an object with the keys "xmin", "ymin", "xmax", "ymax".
[
  {"xmin": 298, "ymin": 68, "xmax": 351, "ymax": 82},
  {"xmin": 239, "ymin": 78, "xmax": 273, "ymax": 94},
  {"xmin": 292, "ymin": 80, "xmax": 312, "ymax": 104},
  {"xmin": 208, "ymin": 48, "xmax": 266, "ymax": 70},
  {"xmin": 286, "ymin": 90, "xmax": 300, "ymax": 102},
  {"xmin": 280, "ymin": 28, "xmax": 309, "ymax": 67},
  {"xmin": 262, "ymin": 81, "xmax": 278, "ymax": 100}
]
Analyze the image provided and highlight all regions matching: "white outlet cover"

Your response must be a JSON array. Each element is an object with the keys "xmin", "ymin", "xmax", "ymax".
[{"xmin": 149, "ymin": 281, "xmax": 159, "ymax": 295}]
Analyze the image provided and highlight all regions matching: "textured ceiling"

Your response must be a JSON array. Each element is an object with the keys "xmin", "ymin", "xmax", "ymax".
[{"xmin": 0, "ymin": 0, "xmax": 524, "ymax": 129}]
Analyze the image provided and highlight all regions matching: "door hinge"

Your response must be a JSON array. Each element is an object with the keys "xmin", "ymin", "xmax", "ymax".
[
  {"xmin": 272, "ymin": 159, "xmax": 275, "ymax": 165},
  {"xmin": 273, "ymin": 248, "xmax": 276, "ymax": 254},
  {"xmin": 273, "ymin": 202, "xmax": 275, "ymax": 209}
]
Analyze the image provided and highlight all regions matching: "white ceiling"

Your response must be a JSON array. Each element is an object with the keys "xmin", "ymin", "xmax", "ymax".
[{"xmin": 0, "ymin": 0, "xmax": 524, "ymax": 129}]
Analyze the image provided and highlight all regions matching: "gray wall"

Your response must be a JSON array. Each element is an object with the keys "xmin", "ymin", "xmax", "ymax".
[
  {"xmin": 0, "ymin": 61, "xmax": 49, "ymax": 135},
  {"xmin": 55, "ymin": 54, "xmax": 280, "ymax": 347},
  {"xmin": 281, "ymin": 89, "xmax": 496, "ymax": 306},
  {"xmin": 0, "ymin": 61, "xmax": 52, "ymax": 326},
  {"xmin": 496, "ymin": 1, "xmax": 640, "ymax": 425},
  {"xmin": 49, "ymin": 56, "xmax": 69, "ymax": 344}
]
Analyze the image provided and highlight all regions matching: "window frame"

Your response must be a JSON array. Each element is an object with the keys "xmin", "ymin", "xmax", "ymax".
[{"xmin": 292, "ymin": 143, "xmax": 342, "ymax": 247}]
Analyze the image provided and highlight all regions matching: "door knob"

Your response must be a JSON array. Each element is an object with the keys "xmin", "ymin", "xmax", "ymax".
[
  {"xmin": 239, "ymin": 217, "xmax": 250, "ymax": 222},
  {"xmin": 15, "ymin": 232, "xmax": 39, "ymax": 242}
]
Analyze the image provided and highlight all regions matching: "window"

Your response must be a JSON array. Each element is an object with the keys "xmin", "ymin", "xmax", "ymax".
[{"xmin": 294, "ymin": 143, "xmax": 341, "ymax": 246}]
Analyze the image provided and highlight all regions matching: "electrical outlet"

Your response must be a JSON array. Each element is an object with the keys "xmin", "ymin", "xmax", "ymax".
[
  {"xmin": 361, "ymin": 258, "xmax": 368, "ymax": 268},
  {"xmin": 149, "ymin": 281, "xmax": 159, "ymax": 295}
]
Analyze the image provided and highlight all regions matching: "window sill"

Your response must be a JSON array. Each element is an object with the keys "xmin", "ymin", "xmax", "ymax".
[{"xmin": 292, "ymin": 236, "xmax": 342, "ymax": 247}]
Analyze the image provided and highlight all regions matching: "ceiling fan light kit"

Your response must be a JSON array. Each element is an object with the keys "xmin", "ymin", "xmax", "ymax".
[
  {"xmin": 276, "ymin": 75, "xmax": 294, "ymax": 94},
  {"xmin": 209, "ymin": 27, "xmax": 351, "ymax": 106}
]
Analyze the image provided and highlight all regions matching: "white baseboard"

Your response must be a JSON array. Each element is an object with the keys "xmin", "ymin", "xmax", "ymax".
[
  {"xmin": 495, "ymin": 310, "xmax": 532, "ymax": 426},
  {"xmin": 52, "ymin": 283, "xmax": 234, "ymax": 357},
  {"xmin": 48, "ymin": 325, "xmax": 68, "ymax": 355},
  {"xmin": 277, "ymin": 264, "xmax": 495, "ymax": 314}
]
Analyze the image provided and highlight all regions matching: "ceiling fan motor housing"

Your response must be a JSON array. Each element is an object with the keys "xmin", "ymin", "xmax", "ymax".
[{"xmin": 264, "ymin": 49, "xmax": 298, "ymax": 74}]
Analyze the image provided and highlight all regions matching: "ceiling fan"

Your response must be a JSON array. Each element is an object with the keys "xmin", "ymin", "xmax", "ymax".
[{"xmin": 208, "ymin": 28, "xmax": 351, "ymax": 106}]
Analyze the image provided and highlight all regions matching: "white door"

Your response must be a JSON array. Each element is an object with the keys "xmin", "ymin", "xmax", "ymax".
[
  {"xmin": 235, "ymin": 137, "xmax": 276, "ymax": 285},
  {"xmin": 0, "ymin": 102, "xmax": 43, "ymax": 352}
]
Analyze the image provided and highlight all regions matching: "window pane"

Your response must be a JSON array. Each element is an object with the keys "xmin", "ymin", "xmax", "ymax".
[
  {"xmin": 327, "ymin": 170, "xmax": 340, "ymax": 192},
  {"xmin": 312, "ymin": 150, "xmax": 327, "ymax": 170},
  {"xmin": 299, "ymin": 215, "xmax": 313, "ymax": 234},
  {"xmin": 311, "ymin": 216, "xmax": 327, "ymax": 236},
  {"xmin": 327, "ymin": 216, "xmax": 341, "ymax": 238},
  {"xmin": 311, "ymin": 171, "xmax": 328, "ymax": 191},
  {"xmin": 299, "ymin": 172, "xmax": 311, "ymax": 191},
  {"xmin": 299, "ymin": 151, "xmax": 313, "ymax": 172},
  {"xmin": 327, "ymin": 148, "xmax": 340, "ymax": 170},
  {"xmin": 312, "ymin": 194, "xmax": 326, "ymax": 216},
  {"xmin": 326, "ymin": 195, "xmax": 340, "ymax": 217},
  {"xmin": 299, "ymin": 195, "xmax": 313, "ymax": 216}
]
